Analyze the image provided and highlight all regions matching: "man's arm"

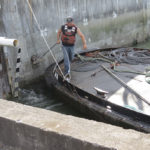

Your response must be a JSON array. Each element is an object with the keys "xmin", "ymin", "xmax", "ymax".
[
  {"xmin": 57, "ymin": 29, "xmax": 62, "ymax": 44},
  {"xmin": 77, "ymin": 28, "xmax": 87, "ymax": 50}
]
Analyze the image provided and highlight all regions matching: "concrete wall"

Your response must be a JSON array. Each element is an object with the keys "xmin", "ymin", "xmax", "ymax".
[
  {"xmin": 0, "ymin": 0, "xmax": 150, "ymax": 83},
  {"xmin": 3, "ymin": 46, "xmax": 17, "ymax": 96},
  {"xmin": 0, "ymin": 99, "xmax": 150, "ymax": 150},
  {"xmin": 0, "ymin": 47, "xmax": 11, "ymax": 98}
]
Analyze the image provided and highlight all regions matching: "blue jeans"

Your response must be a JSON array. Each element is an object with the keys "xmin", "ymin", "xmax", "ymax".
[{"xmin": 62, "ymin": 45, "xmax": 74, "ymax": 75}]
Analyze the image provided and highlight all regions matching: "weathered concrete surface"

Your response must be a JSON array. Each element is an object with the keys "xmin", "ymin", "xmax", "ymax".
[
  {"xmin": 0, "ymin": 99, "xmax": 150, "ymax": 150},
  {"xmin": 0, "ymin": 47, "xmax": 2, "ymax": 98},
  {"xmin": 0, "ymin": 47, "xmax": 11, "ymax": 98},
  {"xmin": 0, "ymin": 0, "xmax": 150, "ymax": 83}
]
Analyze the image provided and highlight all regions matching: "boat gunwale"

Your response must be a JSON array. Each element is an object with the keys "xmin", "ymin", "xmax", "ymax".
[
  {"xmin": 45, "ymin": 47, "xmax": 150, "ymax": 132},
  {"xmin": 57, "ymin": 73, "xmax": 150, "ymax": 123}
]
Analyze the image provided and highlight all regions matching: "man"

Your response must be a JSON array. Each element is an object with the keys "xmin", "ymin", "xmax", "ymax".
[{"xmin": 57, "ymin": 17, "xmax": 87, "ymax": 79}]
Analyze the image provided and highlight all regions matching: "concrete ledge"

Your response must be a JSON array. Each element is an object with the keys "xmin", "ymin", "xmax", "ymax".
[{"xmin": 0, "ymin": 99, "xmax": 150, "ymax": 150}]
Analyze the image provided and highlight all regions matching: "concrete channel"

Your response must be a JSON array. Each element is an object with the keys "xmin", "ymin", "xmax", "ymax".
[
  {"xmin": 0, "ymin": 99, "xmax": 150, "ymax": 150},
  {"xmin": 0, "ymin": 0, "xmax": 150, "ymax": 149}
]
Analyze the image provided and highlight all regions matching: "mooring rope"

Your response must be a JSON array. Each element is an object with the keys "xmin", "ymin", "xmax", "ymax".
[
  {"xmin": 26, "ymin": 0, "xmax": 65, "ymax": 79},
  {"xmin": 76, "ymin": 53, "xmax": 113, "ymax": 63}
]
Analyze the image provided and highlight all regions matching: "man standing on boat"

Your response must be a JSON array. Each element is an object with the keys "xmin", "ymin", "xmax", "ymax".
[{"xmin": 57, "ymin": 16, "xmax": 87, "ymax": 79}]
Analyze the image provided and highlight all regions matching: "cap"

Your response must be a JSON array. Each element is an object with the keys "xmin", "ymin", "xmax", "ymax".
[{"xmin": 66, "ymin": 17, "xmax": 73, "ymax": 23}]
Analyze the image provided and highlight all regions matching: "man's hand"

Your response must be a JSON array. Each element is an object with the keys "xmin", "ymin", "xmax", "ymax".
[
  {"xmin": 57, "ymin": 39, "xmax": 61, "ymax": 44},
  {"xmin": 83, "ymin": 44, "xmax": 87, "ymax": 50},
  {"xmin": 57, "ymin": 29, "xmax": 62, "ymax": 44}
]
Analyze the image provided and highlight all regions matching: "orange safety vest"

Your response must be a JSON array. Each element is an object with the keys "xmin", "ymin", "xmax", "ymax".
[{"xmin": 61, "ymin": 24, "xmax": 77, "ymax": 46}]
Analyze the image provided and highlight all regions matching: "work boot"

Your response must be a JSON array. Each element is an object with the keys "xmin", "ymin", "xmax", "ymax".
[{"xmin": 64, "ymin": 72, "xmax": 71, "ymax": 82}]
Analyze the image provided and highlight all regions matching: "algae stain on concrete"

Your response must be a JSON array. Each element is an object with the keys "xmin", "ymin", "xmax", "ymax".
[
  {"xmin": 135, "ymin": 38, "xmax": 150, "ymax": 49},
  {"xmin": 76, "ymin": 10, "xmax": 149, "ymax": 48}
]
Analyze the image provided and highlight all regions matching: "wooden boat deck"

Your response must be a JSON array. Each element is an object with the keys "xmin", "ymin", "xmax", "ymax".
[
  {"xmin": 70, "ymin": 62, "xmax": 150, "ymax": 115},
  {"xmin": 58, "ymin": 49, "xmax": 150, "ymax": 116}
]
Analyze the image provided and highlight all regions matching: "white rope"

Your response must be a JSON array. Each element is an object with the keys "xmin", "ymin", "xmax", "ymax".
[{"xmin": 26, "ymin": 0, "xmax": 65, "ymax": 79}]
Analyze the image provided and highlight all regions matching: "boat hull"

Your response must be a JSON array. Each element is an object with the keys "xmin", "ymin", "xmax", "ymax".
[{"xmin": 45, "ymin": 47, "xmax": 150, "ymax": 133}]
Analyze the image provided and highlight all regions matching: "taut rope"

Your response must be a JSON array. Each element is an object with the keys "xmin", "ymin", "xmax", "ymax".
[{"xmin": 26, "ymin": 0, "xmax": 65, "ymax": 79}]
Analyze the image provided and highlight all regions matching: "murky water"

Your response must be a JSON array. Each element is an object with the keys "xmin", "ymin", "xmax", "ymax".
[
  {"xmin": 10, "ymin": 80, "xmax": 86, "ymax": 118},
  {"xmin": 10, "ymin": 39, "xmax": 150, "ymax": 117}
]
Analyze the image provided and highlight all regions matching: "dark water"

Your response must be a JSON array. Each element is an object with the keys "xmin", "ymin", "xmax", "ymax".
[
  {"xmin": 11, "ymin": 80, "xmax": 86, "ymax": 118},
  {"xmin": 10, "ymin": 39, "xmax": 150, "ymax": 117}
]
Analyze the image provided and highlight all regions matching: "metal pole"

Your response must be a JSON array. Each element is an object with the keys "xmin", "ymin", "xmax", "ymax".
[
  {"xmin": 101, "ymin": 65, "xmax": 150, "ymax": 106},
  {"xmin": 0, "ymin": 37, "xmax": 18, "ymax": 47}
]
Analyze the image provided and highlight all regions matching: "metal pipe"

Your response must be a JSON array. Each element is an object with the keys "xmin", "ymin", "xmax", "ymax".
[
  {"xmin": 0, "ymin": 37, "xmax": 18, "ymax": 47},
  {"xmin": 101, "ymin": 65, "xmax": 150, "ymax": 106}
]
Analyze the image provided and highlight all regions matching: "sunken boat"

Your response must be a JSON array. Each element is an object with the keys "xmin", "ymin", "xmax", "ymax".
[{"xmin": 45, "ymin": 47, "xmax": 150, "ymax": 133}]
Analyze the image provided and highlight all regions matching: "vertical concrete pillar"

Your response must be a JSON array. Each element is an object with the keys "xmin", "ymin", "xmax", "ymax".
[{"xmin": 0, "ymin": 47, "xmax": 11, "ymax": 98}]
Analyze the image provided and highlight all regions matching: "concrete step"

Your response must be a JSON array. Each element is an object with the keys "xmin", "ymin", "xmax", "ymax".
[{"xmin": 0, "ymin": 99, "xmax": 149, "ymax": 150}]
